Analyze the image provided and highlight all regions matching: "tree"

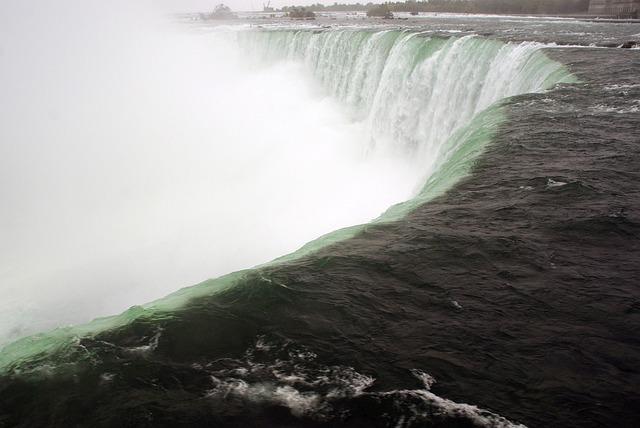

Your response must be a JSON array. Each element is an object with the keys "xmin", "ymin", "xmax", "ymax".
[
  {"xmin": 367, "ymin": 3, "xmax": 394, "ymax": 18},
  {"xmin": 288, "ymin": 7, "xmax": 316, "ymax": 18}
]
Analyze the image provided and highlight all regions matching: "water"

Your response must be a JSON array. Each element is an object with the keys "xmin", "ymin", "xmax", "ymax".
[
  {"xmin": 0, "ymin": 15, "xmax": 572, "ymax": 346},
  {"xmin": 1, "ymin": 7, "xmax": 639, "ymax": 428},
  {"xmin": 0, "ymin": 26, "xmax": 572, "ymax": 350}
]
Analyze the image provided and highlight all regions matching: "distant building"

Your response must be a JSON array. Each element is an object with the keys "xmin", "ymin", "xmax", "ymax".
[{"xmin": 589, "ymin": 0, "xmax": 640, "ymax": 18}]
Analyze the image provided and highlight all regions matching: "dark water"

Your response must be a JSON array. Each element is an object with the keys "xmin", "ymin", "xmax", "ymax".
[{"xmin": 1, "ymin": 21, "xmax": 640, "ymax": 428}]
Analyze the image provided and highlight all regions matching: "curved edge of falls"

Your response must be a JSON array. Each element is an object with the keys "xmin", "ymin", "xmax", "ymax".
[{"xmin": 0, "ymin": 30, "xmax": 577, "ymax": 375}]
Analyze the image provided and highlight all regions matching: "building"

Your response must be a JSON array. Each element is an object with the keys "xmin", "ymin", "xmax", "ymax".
[{"xmin": 589, "ymin": 0, "xmax": 640, "ymax": 18}]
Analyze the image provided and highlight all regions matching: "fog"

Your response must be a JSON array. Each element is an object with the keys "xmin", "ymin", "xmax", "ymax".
[{"xmin": 0, "ymin": 1, "xmax": 419, "ymax": 344}]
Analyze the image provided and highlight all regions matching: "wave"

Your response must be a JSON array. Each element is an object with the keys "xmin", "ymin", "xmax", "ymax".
[
  {"xmin": 202, "ymin": 336, "xmax": 527, "ymax": 427},
  {"xmin": 0, "ymin": 28, "xmax": 576, "ymax": 374}
]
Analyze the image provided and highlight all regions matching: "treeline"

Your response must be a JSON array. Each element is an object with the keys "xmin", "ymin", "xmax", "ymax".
[
  {"xmin": 280, "ymin": 3, "xmax": 372, "ymax": 12},
  {"xmin": 280, "ymin": 0, "xmax": 591, "ymax": 15},
  {"xmin": 286, "ymin": 6, "xmax": 317, "ymax": 17}
]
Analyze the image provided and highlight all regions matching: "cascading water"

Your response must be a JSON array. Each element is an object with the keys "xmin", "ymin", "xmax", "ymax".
[
  {"xmin": 0, "ymin": 27, "xmax": 576, "ymax": 373},
  {"xmin": 235, "ymin": 29, "xmax": 576, "ymax": 260},
  {"xmin": 238, "ymin": 30, "xmax": 574, "ymax": 177}
]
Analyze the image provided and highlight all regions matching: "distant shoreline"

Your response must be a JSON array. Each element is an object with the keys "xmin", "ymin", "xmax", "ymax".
[{"xmin": 187, "ymin": 10, "xmax": 640, "ymax": 25}]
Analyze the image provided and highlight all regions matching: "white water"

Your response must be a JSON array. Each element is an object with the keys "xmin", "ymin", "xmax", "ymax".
[
  {"xmin": 239, "ymin": 30, "xmax": 573, "ymax": 180},
  {"xmin": 0, "ymin": 3, "xmax": 573, "ymax": 347}
]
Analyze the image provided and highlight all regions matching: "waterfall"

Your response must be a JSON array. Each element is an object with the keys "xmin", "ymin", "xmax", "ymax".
[
  {"xmin": 0, "ymin": 29, "xmax": 576, "ymax": 373},
  {"xmin": 237, "ymin": 29, "xmax": 574, "ymax": 179}
]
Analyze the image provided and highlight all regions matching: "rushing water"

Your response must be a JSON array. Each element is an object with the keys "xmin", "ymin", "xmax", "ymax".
[
  {"xmin": 239, "ymin": 30, "xmax": 574, "ymax": 175},
  {"xmin": 1, "ymin": 8, "xmax": 639, "ymax": 428}
]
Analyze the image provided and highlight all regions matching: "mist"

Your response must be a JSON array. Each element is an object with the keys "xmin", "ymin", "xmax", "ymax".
[{"xmin": 0, "ymin": 1, "xmax": 420, "ymax": 344}]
